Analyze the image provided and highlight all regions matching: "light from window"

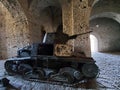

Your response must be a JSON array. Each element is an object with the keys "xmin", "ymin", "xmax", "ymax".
[{"xmin": 90, "ymin": 35, "xmax": 98, "ymax": 52}]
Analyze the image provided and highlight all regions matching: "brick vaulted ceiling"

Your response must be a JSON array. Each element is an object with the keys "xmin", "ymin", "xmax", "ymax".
[
  {"xmin": 17, "ymin": 0, "xmax": 120, "ymax": 52},
  {"xmin": 0, "ymin": 0, "xmax": 120, "ymax": 59},
  {"xmin": 1, "ymin": 0, "xmax": 120, "ymax": 31},
  {"xmin": 90, "ymin": 0, "xmax": 120, "ymax": 52}
]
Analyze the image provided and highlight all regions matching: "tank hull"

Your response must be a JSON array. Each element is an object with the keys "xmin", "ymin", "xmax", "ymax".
[
  {"xmin": 4, "ymin": 55, "xmax": 99, "ymax": 85},
  {"xmin": 4, "ymin": 43, "xmax": 99, "ymax": 86}
]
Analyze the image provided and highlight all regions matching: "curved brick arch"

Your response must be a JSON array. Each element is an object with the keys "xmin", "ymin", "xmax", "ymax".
[
  {"xmin": 90, "ymin": 0, "xmax": 120, "ymax": 52},
  {"xmin": 0, "ymin": 0, "xmax": 27, "ymax": 20},
  {"xmin": 90, "ymin": 12, "xmax": 120, "ymax": 24},
  {"xmin": 92, "ymin": 0, "xmax": 120, "ymax": 15},
  {"xmin": 90, "ymin": 17, "xmax": 120, "ymax": 52}
]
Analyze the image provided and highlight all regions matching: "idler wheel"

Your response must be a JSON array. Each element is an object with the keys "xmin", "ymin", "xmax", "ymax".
[
  {"xmin": 82, "ymin": 63, "xmax": 99, "ymax": 78},
  {"xmin": 4, "ymin": 61, "xmax": 16, "ymax": 75}
]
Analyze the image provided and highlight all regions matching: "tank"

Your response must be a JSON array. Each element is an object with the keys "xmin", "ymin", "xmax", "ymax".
[{"xmin": 4, "ymin": 31, "xmax": 99, "ymax": 87}]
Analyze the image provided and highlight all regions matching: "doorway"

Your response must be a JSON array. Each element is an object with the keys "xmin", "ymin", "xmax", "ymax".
[{"xmin": 90, "ymin": 34, "xmax": 98, "ymax": 52}]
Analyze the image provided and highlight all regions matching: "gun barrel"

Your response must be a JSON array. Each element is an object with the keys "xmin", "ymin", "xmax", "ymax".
[{"xmin": 69, "ymin": 31, "xmax": 92, "ymax": 39}]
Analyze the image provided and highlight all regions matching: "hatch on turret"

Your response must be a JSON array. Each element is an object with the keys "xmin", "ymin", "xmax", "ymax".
[{"xmin": 43, "ymin": 33, "xmax": 55, "ymax": 44}]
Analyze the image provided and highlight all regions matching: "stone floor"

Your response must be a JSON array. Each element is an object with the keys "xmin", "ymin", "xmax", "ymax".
[
  {"xmin": 92, "ymin": 52, "xmax": 120, "ymax": 90},
  {"xmin": 0, "ymin": 52, "xmax": 120, "ymax": 90}
]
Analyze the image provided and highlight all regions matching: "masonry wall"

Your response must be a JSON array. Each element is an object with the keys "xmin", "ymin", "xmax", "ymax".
[
  {"xmin": 0, "ymin": 1, "xmax": 30, "ymax": 59},
  {"xmin": 0, "ymin": 4, "xmax": 7, "ymax": 59},
  {"xmin": 90, "ymin": 18, "xmax": 120, "ymax": 52}
]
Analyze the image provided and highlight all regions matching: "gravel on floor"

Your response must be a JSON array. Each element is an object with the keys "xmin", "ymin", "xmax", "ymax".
[{"xmin": 92, "ymin": 52, "xmax": 120, "ymax": 90}]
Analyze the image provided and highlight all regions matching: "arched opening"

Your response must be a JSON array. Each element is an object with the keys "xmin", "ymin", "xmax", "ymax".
[
  {"xmin": 90, "ymin": 17, "xmax": 120, "ymax": 52},
  {"xmin": 90, "ymin": 34, "xmax": 98, "ymax": 52},
  {"xmin": 28, "ymin": 1, "xmax": 62, "ymax": 43}
]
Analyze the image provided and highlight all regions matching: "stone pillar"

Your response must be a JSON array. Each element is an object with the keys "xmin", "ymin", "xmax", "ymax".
[
  {"xmin": 73, "ymin": 0, "xmax": 92, "ymax": 57},
  {"xmin": 61, "ymin": 0, "xmax": 74, "ymax": 47},
  {"xmin": 61, "ymin": 0, "xmax": 73, "ymax": 36},
  {"xmin": 61, "ymin": 0, "xmax": 92, "ymax": 57}
]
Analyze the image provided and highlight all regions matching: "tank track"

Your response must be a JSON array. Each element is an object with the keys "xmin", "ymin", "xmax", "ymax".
[
  {"xmin": 23, "ymin": 75, "xmax": 86, "ymax": 88},
  {"xmin": 5, "ymin": 66, "xmax": 86, "ymax": 88},
  {"xmin": 5, "ymin": 68, "xmax": 85, "ymax": 88}
]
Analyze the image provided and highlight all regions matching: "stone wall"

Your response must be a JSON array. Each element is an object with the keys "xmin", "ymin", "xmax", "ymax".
[
  {"xmin": 0, "ymin": 4, "xmax": 7, "ymax": 59},
  {"xmin": 0, "ymin": 1, "xmax": 30, "ymax": 59},
  {"xmin": 5, "ymin": 13, "xmax": 29, "ymax": 58},
  {"xmin": 90, "ymin": 18, "xmax": 120, "ymax": 52}
]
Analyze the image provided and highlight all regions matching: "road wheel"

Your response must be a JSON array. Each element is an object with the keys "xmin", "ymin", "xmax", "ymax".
[
  {"xmin": 62, "ymin": 72, "xmax": 74, "ymax": 84},
  {"xmin": 82, "ymin": 63, "xmax": 99, "ymax": 78}
]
